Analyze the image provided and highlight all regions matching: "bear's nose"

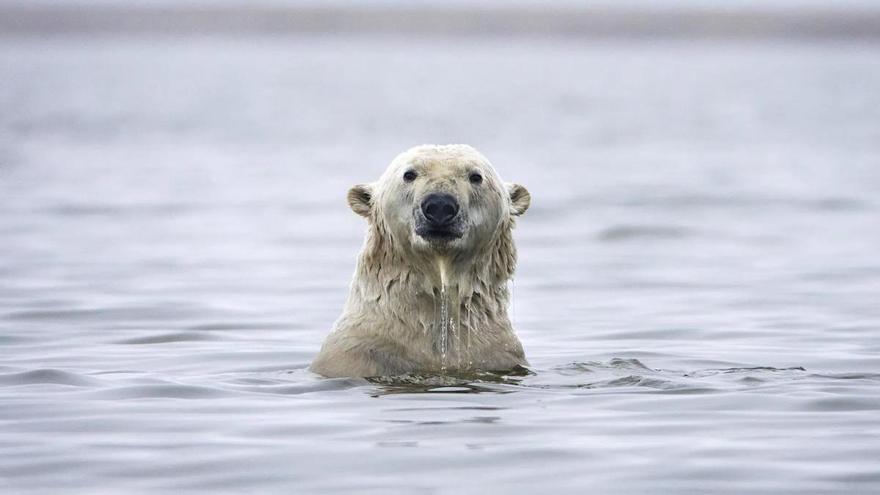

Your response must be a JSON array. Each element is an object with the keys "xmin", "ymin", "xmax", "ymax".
[{"xmin": 421, "ymin": 193, "xmax": 459, "ymax": 226}]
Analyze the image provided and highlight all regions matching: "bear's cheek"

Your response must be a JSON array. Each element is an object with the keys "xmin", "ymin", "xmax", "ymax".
[
  {"xmin": 380, "ymin": 198, "xmax": 418, "ymax": 236},
  {"xmin": 465, "ymin": 203, "xmax": 502, "ymax": 241},
  {"xmin": 377, "ymin": 188, "xmax": 410, "ymax": 218}
]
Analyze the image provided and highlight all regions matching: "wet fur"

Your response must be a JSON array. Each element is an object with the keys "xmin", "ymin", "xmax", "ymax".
[{"xmin": 311, "ymin": 145, "xmax": 529, "ymax": 378}]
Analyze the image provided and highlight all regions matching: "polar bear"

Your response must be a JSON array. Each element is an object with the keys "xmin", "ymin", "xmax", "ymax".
[{"xmin": 310, "ymin": 144, "xmax": 530, "ymax": 378}]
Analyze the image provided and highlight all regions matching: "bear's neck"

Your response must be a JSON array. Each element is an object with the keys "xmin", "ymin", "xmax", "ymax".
[{"xmin": 345, "ymin": 221, "xmax": 518, "ymax": 341}]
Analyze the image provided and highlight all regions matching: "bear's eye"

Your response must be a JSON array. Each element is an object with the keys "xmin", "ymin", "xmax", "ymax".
[
  {"xmin": 469, "ymin": 172, "xmax": 483, "ymax": 185},
  {"xmin": 403, "ymin": 170, "xmax": 417, "ymax": 183}
]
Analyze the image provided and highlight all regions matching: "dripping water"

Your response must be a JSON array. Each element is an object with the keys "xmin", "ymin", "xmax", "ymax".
[
  {"xmin": 435, "ymin": 257, "xmax": 461, "ymax": 372},
  {"xmin": 463, "ymin": 298, "xmax": 472, "ymax": 369},
  {"xmin": 439, "ymin": 283, "xmax": 449, "ymax": 369},
  {"xmin": 451, "ymin": 286, "xmax": 461, "ymax": 369}
]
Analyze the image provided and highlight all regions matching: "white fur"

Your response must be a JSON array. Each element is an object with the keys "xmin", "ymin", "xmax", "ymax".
[{"xmin": 311, "ymin": 144, "xmax": 530, "ymax": 378}]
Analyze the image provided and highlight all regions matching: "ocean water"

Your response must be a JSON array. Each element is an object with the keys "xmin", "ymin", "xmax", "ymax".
[{"xmin": 1, "ymin": 36, "xmax": 880, "ymax": 494}]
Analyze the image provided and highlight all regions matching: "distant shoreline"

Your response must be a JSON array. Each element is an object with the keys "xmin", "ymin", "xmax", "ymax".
[{"xmin": 2, "ymin": 4, "xmax": 880, "ymax": 39}]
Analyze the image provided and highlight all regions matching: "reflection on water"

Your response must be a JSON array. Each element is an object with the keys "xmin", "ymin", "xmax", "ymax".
[{"xmin": 1, "ymin": 35, "xmax": 880, "ymax": 494}]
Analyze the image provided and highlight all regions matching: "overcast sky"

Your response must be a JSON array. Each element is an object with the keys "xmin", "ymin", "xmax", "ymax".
[{"xmin": 2, "ymin": 0, "xmax": 879, "ymax": 11}]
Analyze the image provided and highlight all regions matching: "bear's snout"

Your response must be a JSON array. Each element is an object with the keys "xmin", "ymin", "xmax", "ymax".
[
  {"xmin": 421, "ymin": 193, "xmax": 459, "ymax": 227},
  {"xmin": 416, "ymin": 193, "xmax": 464, "ymax": 243}
]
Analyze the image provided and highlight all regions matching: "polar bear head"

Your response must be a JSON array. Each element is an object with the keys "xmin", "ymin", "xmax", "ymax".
[{"xmin": 347, "ymin": 144, "xmax": 530, "ymax": 258}]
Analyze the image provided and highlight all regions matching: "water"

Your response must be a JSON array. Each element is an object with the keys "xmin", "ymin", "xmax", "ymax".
[
  {"xmin": 434, "ymin": 257, "xmax": 463, "ymax": 370},
  {"xmin": 437, "ymin": 283, "xmax": 450, "ymax": 369},
  {"xmin": 1, "ymin": 35, "xmax": 880, "ymax": 494}
]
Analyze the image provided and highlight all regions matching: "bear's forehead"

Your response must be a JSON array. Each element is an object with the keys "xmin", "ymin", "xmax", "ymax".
[
  {"xmin": 391, "ymin": 144, "xmax": 492, "ymax": 173},
  {"xmin": 409, "ymin": 156, "xmax": 482, "ymax": 170}
]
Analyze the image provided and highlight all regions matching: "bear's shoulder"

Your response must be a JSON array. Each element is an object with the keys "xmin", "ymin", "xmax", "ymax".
[{"xmin": 310, "ymin": 332, "xmax": 422, "ymax": 378}]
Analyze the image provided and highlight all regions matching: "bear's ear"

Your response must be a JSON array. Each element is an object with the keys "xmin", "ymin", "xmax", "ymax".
[
  {"xmin": 347, "ymin": 184, "xmax": 373, "ymax": 218},
  {"xmin": 507, "ymin": 183, "xmax": 530, "ymax": 216}
]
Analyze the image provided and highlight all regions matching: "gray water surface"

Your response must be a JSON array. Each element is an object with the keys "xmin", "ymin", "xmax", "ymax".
[{"xmin": 1, "ymin": 37, "xmax": 880, "ymax": 494}]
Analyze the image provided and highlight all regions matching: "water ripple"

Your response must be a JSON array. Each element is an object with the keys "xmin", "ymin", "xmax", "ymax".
[
  {"xmin": 0, "ymin": 369, "xmax": 101, "ymax": 387},
  {"xmin": 117, "ymin": 332, "xmax": 221, "ymax": 345}
]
